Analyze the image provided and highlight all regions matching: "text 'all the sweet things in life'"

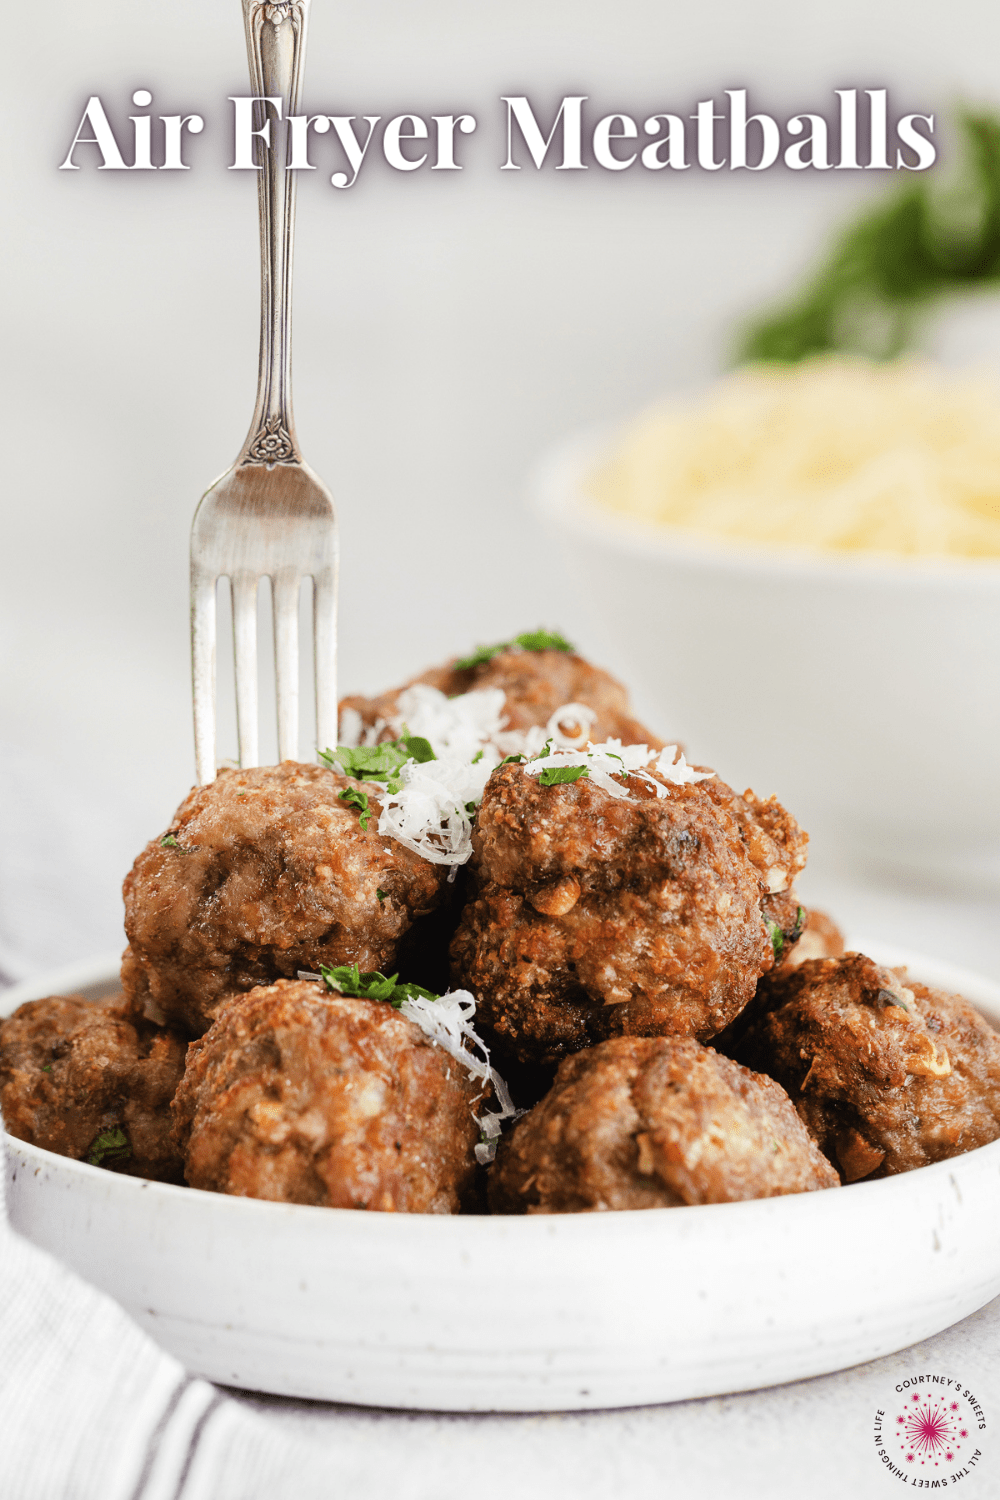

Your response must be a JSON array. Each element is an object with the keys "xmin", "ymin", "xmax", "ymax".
[{"xmin": 60, "ymin": 90, "xmax": 936, "ymax": 188}]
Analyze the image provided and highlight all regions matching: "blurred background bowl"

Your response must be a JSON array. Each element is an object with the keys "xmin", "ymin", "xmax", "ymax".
[{"xmin": 532, "ymin": 425, "xmax": 1000, "ymax": 893}]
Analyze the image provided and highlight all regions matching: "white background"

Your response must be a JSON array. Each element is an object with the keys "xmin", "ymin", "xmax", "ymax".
[{"xmin": 3, "ymin": 0, "xmax": 999, "ymax": 974}]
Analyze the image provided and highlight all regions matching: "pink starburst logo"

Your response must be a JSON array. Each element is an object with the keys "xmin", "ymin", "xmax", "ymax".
[
  {"xmin": 899, "ymin": 1397, "xmax": 960, "ymax": 1460},
  {"xmin": 874, "ymin": 1376, "xmax": 986, "ymax": 1485}
]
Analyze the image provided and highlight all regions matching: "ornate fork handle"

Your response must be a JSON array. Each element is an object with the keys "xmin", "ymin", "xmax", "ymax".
[{"xmin": 240, "ymin": 0, "xmax": 310, "ymax": 467}]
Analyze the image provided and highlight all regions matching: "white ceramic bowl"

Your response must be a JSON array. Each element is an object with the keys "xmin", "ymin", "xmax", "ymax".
[
  {"xmin": 5, "ymin": 946, "xmax": 1000, "ymax": 1411},
  {"xmin": 532, "ymin": 428, "xmax": 1000, "ymax": 891}
]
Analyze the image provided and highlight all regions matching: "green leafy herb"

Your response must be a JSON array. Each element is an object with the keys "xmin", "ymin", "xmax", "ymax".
[
  {"xmin": 464, "ymin": 800, "xmax": 479, "ymax": 815},
  {"xmin": 792, "ymin": 905, "xmax": 806, "ymax": 942},
  {"xmin": 320, "ymin": 734, "xmax": 436, "ymax": 794},
  {"xmin": 766, "ymin": 918, "xmax": 784, "ymax": 960},
  {"xmin": 500, "ymin": 753, "xmax": 526, "ymax": 766},
  {"xmin": 339, "ymin": 786, "xmax": 372, "ymax": 830},
  {"xmin": 877, "ymin": 987, "xmax": 911, "ymax": 1013},
  {"xmin": 85, "ymin": 1126, "xmax": 131, "ymax": 1168},
  {"xmin": 737, "ymin": 111, "xmax": 1000, "ymax": 365},
  {"xmin": 537, "ymin": 765, "xmax": 590, "ymax": 786},
  {"xmin": 41, "ymin": 1064, "xmax": 53, "ymax": 1074},
  {"xmin": 471, "ymin": 750, "xmax": 484, "ymax": 764},
  {"xmin": 536, "ymin": 738, "xmax": 553, "ymax": 759},
  {"xmin": 454, "ymin": 629, "xmax": 574, "ymax": 672},
  {"xmin": 319, "ymin": 963, "xmax": 439, "ymax": 1010},
  {"xmin": 376, "ymin": 888, "xmax": 386, "ymax": 903},
  {"xmin": 160, "ymin": 834, "xmax": 182, "ymax": 849}
]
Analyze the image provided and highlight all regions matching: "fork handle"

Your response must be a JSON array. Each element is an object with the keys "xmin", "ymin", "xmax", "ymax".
[{"xmin": 239, "ymin": 0, "xmax": 311, "ymax": 467}]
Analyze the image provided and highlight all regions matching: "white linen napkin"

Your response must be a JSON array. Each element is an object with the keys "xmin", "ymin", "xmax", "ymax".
[{"xmin": 0, "ymin": 1134, "xmax": 343, "ymax": 1500}]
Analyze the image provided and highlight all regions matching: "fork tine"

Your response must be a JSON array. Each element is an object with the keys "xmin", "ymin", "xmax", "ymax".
[
  {"xmin": 273, "ymin": 570, "xmax": 300, "ymax": 763},
  {"xmin": 232, "ymin": 573, "xmax": 260, "ymax": 769},
  {"xmin": 191, "ymin": 564, "xmax": 218, "ymax": 787},
  {"xmin": 313, "ymin": 569, "xmax": 338, "ymax": 757}
]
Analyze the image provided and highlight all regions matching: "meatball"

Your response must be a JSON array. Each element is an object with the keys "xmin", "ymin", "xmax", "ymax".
[
  {"xmin": 122, "ymin": 761, "xmax": 448, "ymax": 1036},
  {"xmin": 489, "ymin": 1035, "xmax": 839, "ymax": 1213},
  {"xmin": 450, "ymin": 760, "xmax": 807, "ymax": 1065},
  {"xmin": 340, "ymin": 646, "xmax": 662, "ymax": 748},
  {"xmin": 0, "ymin": 994, "xmax": 186, "ymax": 1182},
  {"xmin": 171, "ymin": 979, "xmax": 481, "ymax": 1212},
  {"xmin": 731, "ymin": 953, "xmax": 1000, "ymax": 1181}
]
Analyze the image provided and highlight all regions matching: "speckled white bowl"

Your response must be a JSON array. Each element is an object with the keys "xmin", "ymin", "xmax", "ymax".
[{"xmin": 4, "ymin": 945, "xmax": 1000, "ymax": 1412}]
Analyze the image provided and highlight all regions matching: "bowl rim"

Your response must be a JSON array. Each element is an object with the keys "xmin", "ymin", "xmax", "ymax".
[
  {"xmin": 530, "ymin": 424, "xmax": 1000, "ymax": 587},
  {"xmin": 5, "ymin": 940, "xmax": 1000, "ymax": 1233}
]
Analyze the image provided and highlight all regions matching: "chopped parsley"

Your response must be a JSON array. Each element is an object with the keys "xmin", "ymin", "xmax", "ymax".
[
  {"xmin": 877, "ymin": 987, "xmax": 911, "ymax": 1013},
  {"xmin": 320, "ymin": 733, "xmax": 436, "ymax": 794},
  {"xmin": 160, "ymin": 834, "xmax": 183, "ymax": 849},
  {"xmin": 454, "ymin": 629, "xmax": 574, "ymax": 672},
  {"xmin": 339, "ymin": 786, "xmax": 372, "ymax": 830},
  {"xmin": 537, "ymin": 765, "xmax": 590, "ymax": 786},
  {"xmin": 40, "ymin": 1064, "xmax": 53, "ymax": 1074},
  {"xmin": 319, "ymin": 962, "xmax": 439, "ymax": 1010},
  {"xmin": 376, "ymin": 888, "xmax": 386, "ymax": 903},
  {"xmin": 766, "ymin": 918, "xmax": 784, "ymax": 960},
  {"xmin": 85, "ymin": 1126, "xmax": 131, "ymax": 1168},
  {"xmin": 500, "ymin": 753, "xmax": 526, "ymax": 766}
]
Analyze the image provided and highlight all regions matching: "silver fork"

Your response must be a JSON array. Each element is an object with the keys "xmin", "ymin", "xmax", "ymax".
[{"xmin": 190, "ymin": 0, "xmax": 337, "ymax": 786}]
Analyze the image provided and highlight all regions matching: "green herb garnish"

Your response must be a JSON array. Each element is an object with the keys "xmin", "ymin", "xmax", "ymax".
[
  {"xmin": 85, "ymin": 1126, "xmax": 131, "ymax": 1168},
  {"xmin": 737, "ymin": 111, "xmax": 1000, "ymax": 365},
  {"xmin": 320, "ymin": 734, "xmax": 436, "ymax": 794},
  {"xmin": 471, "ymin": 750, "xmax": 484, "ymax": 764},
  {"xmin": 41, "ymin": 1064, "xmax": 53, "ymax": 1074},
  {"xmin": 766, "ymin": 918, "xmax": 784, "ymax": 960},
  {"xmin": 454, "ymin": 630, "xmax": 574, "ymax": 672},
  {"xmin": 319, "ymin": 963, "xmax": 439, "ymax": 1010},
  {"xmin": 376, "ymin": 888, "xmax": 386, "ymax": 903},
  {"xmin": 877, "ymin": 987, "xmax": 911, "ymax": 1013},
  {"xmin": 500, "ymin": 753, "xmax": 526, "ymax": 766},
  {"xmin": 537, "ymin": 765, "xmax": 590, "ymax": 787},
  {"xmin": 339, "ymin": 786, "xmax": 372, "ymax": 830},
  {"xmin": 160, "ymin": 834, "xmax": 182, "ymax": 849}
]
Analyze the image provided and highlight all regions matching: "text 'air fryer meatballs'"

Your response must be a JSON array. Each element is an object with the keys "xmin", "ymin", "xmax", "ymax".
[
  {"xmin": 731, "ymin": 953, "xmax": 1000, "ymax": 1182},
  {"xmin": 488, "ymin": 1035, "xmax": 839, "ymax": 1213},
  {"xmin": 171, "ymin": 979, "xmax": 483, "ymax": 1212},
  {"xmin": 450, "ymin": 759, "xmax": 807, "ymax": 1065},
  {"xmin": 340, "ymin": 645, "xmax": 663, "ymax": 749},
  {"xmin": 0, "ymin": 995, "xmax": 187, "ymax": 1182},
  {"xmin": 122, "ymin": 762, "xmax": 448, "ymax": 1036}
]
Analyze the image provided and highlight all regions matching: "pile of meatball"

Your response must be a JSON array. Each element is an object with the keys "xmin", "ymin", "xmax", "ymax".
[{"xmin": 3, "ymin": 643, "xmax": 999, "ymax": 1215}]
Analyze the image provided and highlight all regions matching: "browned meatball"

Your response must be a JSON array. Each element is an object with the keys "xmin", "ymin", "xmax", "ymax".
[
  {"xmin": 340, "ymin": 647, "xmax": 663, "ymax": 748},
  {"xmin": 122, "ymin": 762, "xmax": 448, "ymax": 1036},
  {"xmin": 171, "ymin": 979, "xmax": 481, "ymax": 1212},
  {"xmin": 0, "ymin": 994, "xmax": 186, "ymax": 1182},
  {"xmin": 450, "ymin": 761, "xmax": 808, "ymax": 1065},
  {"xmin": 489, "ymin": 1035, "xmax": 839, "ymax": 1213},
  {"xmin": 731, "ymin": 953, "xmax": 1000, "ymax": 1181}
]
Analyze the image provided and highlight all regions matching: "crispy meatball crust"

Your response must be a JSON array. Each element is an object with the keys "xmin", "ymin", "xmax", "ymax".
[
  {"xmin": 489, "ymin": 1035, "xmax": 838, "ymax": 1213},
  {"xmin": 731, "ymin": 953, "xmax": 1000, "ymax": 1181},
  {"xmin": 451, "ymin": 762, "xmax": 807, "ymax": 1065},
  {"xmin": 341, "ymin": 647, "xmax": 663, "ymax": 748},
  {"xmin": 0, "ymin": 995, "xmax": 186, "ymax": 1182},
  {"xmin": 171, "ymin": 979, "xmax": 481, "ymax": 1212},
  {"xmin": 122, "ymin": 762, "xmax": 448, "ymax": 1036}
]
